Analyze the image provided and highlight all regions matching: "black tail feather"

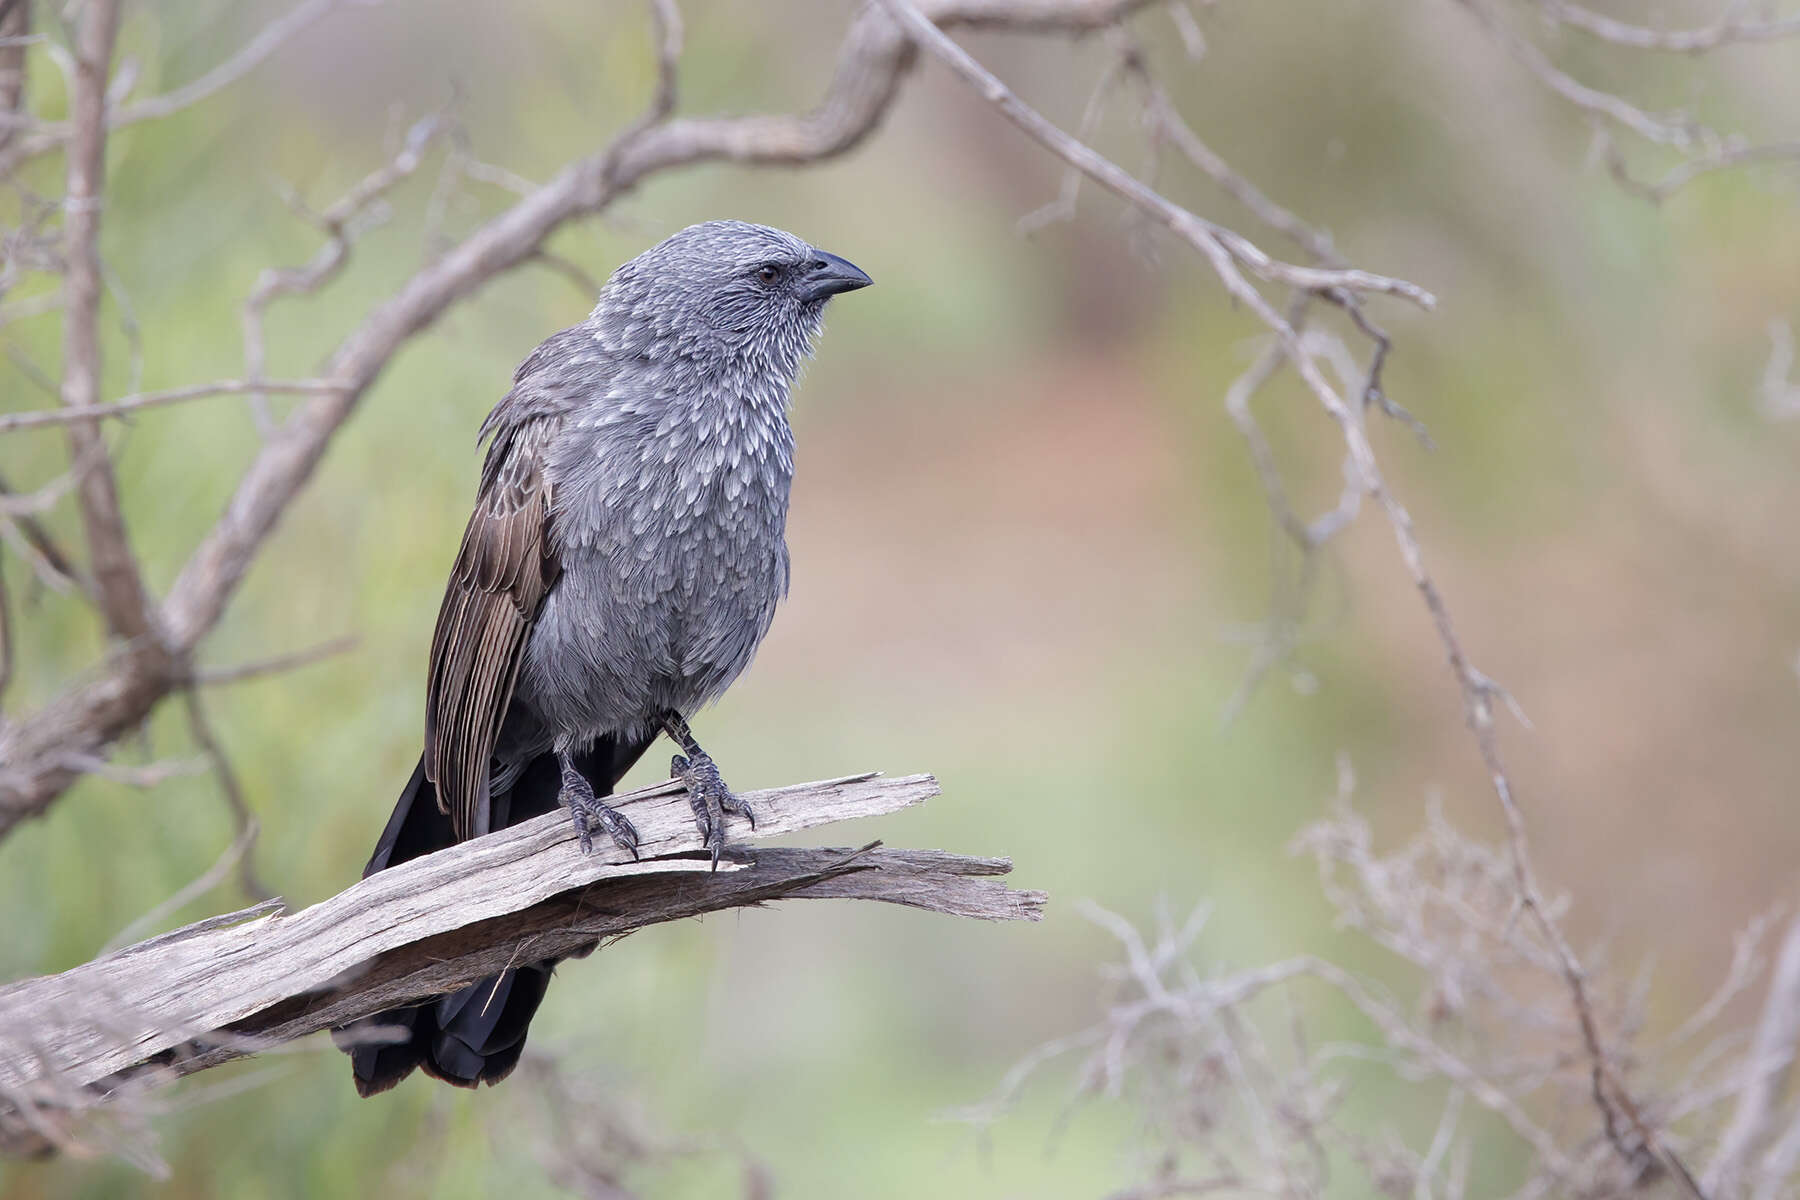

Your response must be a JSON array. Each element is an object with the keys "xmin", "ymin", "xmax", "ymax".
[
  {"xmin": 338, "ymin": 735, "xmax": 653, "ymax": 1097},
  {"xmin": 420, "ymin": 962, "xmax": 553, "ymax": 1087}
]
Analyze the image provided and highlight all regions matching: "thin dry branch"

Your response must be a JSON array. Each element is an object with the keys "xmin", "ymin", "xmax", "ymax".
[
  {"xmin": 58, "ymin": 0, "xmax": 154, "ymax": 646},
  {"xmin": 0, "ymin": 0, "xmax": 346, "ymax": 176},
  {"xmin": 1131, "ymin": 62, "xmax": 1339, "ymax": 267},
  {"xmin": 242, "ymin": 115, "xmax": 449, "ymax": 434},
  {"xmin": 1216, "ymin": 299, "xmax": 1346, "ymax": 723},
  {"xmin": 0, "ymin": 551, "xmax": 11, "ymax": 710},
  {"xmin": 1704, "ymin": 915, "xmax": 1800, "ymax": 1197},
  {"xmin": 1487, "ymin": 0, "xmax": 1800, "ymax": 202},
  {"xmin": 510, "ymin": 1050, "xmax": 774, "ymax": 1200},
  {"xmin": 0, "ymin": 465, "xmax": 93, "ymax": 596},
  {"xmin": 1111, "ymin": 48, "xmax": 1377, "ymax": 718},
  {"xmin": 108, "ymin": 0, "xmax": 342, "ymax": 128},
  {"xmin": 0, "ymin": 466, "xmax": 75, "ymax": 518},
  {"xmin": 874, "ymin": 7, "xmax": 1433, "ymax": 309},
  {"xmin": 1540, "ymin": 1, "xmax": 1800, "ymax": 53},
  {"xmin": 179, "ymin": 688, "xmax": 271, "ymax": 903},
  {"xmin": 102, "ymin": 816, "xmax": 263, "ymax": 955},
  {"xmin": 0, "ymin": 771, "xmax": 1041, "ymax": 1157},
  {"xmin": 189, "ymin": 634, "xmax": 357, "ymax": 687},
  {"xmin": 48, "ymin": 751, "xmax": 207, "ymax": 788},
  {"xmin": 1467, "ymin": 0, "xmax": 1702, "ymax": 149},
  {"xmin": 0, "ymin": 378, "xmax": 349, "ymax": 433},
  {"xmin": 1016, "ymin": 43, "xmax": 1129, "ymax": 234},
  {"xmin": 0, "ymin": 0, "xmax": 25, "ymax": 157},
  {"xmin": 1604, "ymin": 135, "xmax": 1800, "ymax": 203},
  {"xmin": 1759, "ymin": 320, "xmax": 1800, "ymax": 422}
]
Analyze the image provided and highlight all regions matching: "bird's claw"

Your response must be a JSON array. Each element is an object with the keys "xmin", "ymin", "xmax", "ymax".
[
  {"xmin": 559, "ymin": 758, "xmax": 639, "ymax": 859},
  {"xmin": 671, "ymin": 752, "xmax": 753, "ymax": 870}
]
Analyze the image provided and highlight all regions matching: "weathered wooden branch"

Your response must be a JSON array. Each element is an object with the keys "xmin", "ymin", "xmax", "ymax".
[{"xmin": 0, "ymin": 770, "xmax": 1041, "ymax": 1161}]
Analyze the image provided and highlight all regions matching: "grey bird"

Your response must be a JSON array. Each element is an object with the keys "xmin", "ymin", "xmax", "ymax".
[{"xmin": 335, "ymin": 221, "xmax": 871, "ymax": 1096}]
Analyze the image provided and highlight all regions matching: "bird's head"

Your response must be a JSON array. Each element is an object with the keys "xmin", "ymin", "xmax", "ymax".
[{"xmin": 592, "ymin": 220, "xmax": 872, "ymax": 375}]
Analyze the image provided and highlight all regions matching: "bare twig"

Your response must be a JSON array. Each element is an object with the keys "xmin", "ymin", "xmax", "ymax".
[
  {"xmin": 1017, "ymin": 45, "xmax": 1129, "ymax": 234},
  {"xmin": 0, "ymin": 514, "xmax": 83, "ymax": 596},
  {"xmin": 1457, "ymin": 0, "xmax": 1704, "ymax": 150},
  {"xmin": 525, "ymin": 250, "xmax": 605, "ymax": 300},
  {"xmin": 1705, "ymin": 916, "xmax": 1800, "ymax": 1197},
  {"xmin": 1621, "ymin": 139, "xmax": 1800, "ymax": 204},
  {"xmin": 0, "ymin": 289, "xmax": 62, "ymax": 329},
  {"xmin": 58, "ymin": 0, "xmax": 154, "ymax": 645},
  {"xmin": 0, "ymin": 378, "xmax": 349, "ymax": 433},
  {"xmin": 1460, "ymin": 0, "xmax": 1800, "ymax": 203},
  {"xmin": 1213, "ymin": 300, "xmax": 1358, "ymax": 722},
  {"xmin": 1759, "ymin": 320, "xmax": 1800, "ymax": 421},
  {"xmin": 1664, "ymin": 913, "xmax": 1779, "ymax": 1054},
  {"xmin": 1100, "ymin": 1176, "xmax": 1243, "ymax": 1200},
  {"xmin": 49, "ymin": 751, "xmax": 207, "ymax": 788},
  {"xmin": 0, "ymin": 467, "xmax": 88, "ymax": 589},
  {"xmin": 2, "ymin": 330, "xmax": 59, "ymax": 392},
  {"xmin": 513, "ymin": 1051, "xmax": 773, "ymax": 1200},
  {"xmin": 109, "ymin": 0, "xmax": 343, "ymax": 128},
  {"xmin": 103, "ymin": 817, "xmax": 264, "ymax": 954},
  {"xmin": 1540, "ymin": 1, "xmax": 1800, "ymax": 53},
  {"xmin": 636, "ymin": 0, "xmax": 684, "ymax": 133},
  {"xmin": 1132, "ymin": 64, "xmax": 1338, "ymax": 266},
  {"xmin": 0, "ymin": 0, "xmax": 26, "ymax": 157},
  {"xmin": 180, "ymin": 689, "xmax": 271, "ymax": 902},
  {"xmin": 0, "ymin": 552, "xmax": 12, "ymax": 712},
  {"xmin": 877, "ymin": 0, "xmax": 1435, "ymax": 308},
  {"xmin": 190, "ymin": 635, "xmax": 358, "ymax": 687},
  {"xmin": 0, "ymin": 471, "xmax": 73, "ymax": 518},
  {"xmin": 97, "ymin": 257, "xmax": 143, "ymax": 397},
  {"xmin": 0, "ymin": 0, "xmax": 347, "ymax": 176},
  {"xmin": 1757, "ymin": 1109, "xmax": 1800, "ymax": 1200},
  {"xmin": 453, "ymin": 154, "xmax": 539, "ymax": 198},
  {"xmin": 243, "ymin": 115, "xmax": 449, "ymax": 434}
]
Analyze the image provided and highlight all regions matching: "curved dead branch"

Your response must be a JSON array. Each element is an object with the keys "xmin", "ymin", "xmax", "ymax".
[{"xmin": 0, "ymin": 771, "xmax": 1043, "ymax": 1168}]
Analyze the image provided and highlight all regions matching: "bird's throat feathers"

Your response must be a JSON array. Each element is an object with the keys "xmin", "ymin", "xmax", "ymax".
[{"xmin": 542, "ymin": 317, "xmax": 799, "ymax": 558}]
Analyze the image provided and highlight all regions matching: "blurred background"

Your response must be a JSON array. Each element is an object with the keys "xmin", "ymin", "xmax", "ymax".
[{"xmin": 2, "ymin": 0, "xmax": 1798, "ymax": 1195}]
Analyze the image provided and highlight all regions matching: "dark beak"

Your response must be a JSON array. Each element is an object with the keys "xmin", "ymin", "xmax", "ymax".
[{"xmin": 801, "ymin": 251, "xmax": 872, "ymax": 303}]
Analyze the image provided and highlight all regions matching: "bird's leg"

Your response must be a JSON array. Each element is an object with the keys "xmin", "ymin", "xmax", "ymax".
[
  {"xmin": 661, "ymin": 713, "xmax": 755, "ymax": 869},
  {"xmin": 557, "ymin": 750, "xmax": 640, "ymax": 859}
]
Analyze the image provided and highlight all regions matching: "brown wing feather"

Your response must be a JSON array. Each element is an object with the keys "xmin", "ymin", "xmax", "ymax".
[{"xmin": 424, "ymin": 420, "xmax": 560, "ymax": 841}]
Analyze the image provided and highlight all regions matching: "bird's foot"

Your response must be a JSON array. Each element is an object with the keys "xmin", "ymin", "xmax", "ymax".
[
  {"xmin": 671, "ymin": 751, "xmax": 754, "ymax": 869},
  {"xmin": 559, "ymin": 756, "xmax": 639, "ymax": 858}
]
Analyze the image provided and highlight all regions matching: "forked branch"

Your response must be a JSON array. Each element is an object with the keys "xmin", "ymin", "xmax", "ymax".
[{"xmin": 0, "ymin": 771, "xmax": 1042, "ymax": 1166}]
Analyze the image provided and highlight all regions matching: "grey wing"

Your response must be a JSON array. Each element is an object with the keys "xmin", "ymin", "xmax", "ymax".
[{"xmin": 424, "ymin": 419, "xmax": 560, "ymax": 841}]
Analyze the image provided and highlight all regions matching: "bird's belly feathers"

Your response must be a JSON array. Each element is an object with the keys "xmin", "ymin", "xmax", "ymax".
[{"xmin": 515, "ymin": 472, "xmax": 790, "ymax": 743}]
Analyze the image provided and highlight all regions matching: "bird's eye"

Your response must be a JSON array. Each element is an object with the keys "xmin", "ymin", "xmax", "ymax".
[{"xmin": 755, "ymin": 264, "xmax": 781, "ymax": 285}]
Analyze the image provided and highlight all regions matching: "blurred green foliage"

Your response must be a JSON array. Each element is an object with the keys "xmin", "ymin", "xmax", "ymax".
[{"xmin": 3, "ymin": 1, "xmax": 1799, "ymax": 1196}]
